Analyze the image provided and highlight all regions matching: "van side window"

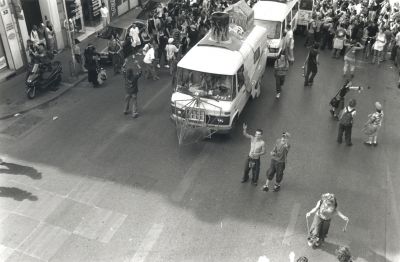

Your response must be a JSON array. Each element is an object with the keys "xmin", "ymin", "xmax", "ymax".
[
  {"xmin": 237, "ymin": 65, "xmax": 245, "ymax": 89},
  {"xmin": 286, "ymin": 12, "xmax": 291, "ymax": 26},
  {"xmin": 293, "ymin": 2, "xmax": 299, "ymax": 17},
  {"xmin": 254, "ymin": 47, "xmax": 260, "ymax": 63},
  {"xmin": 232, "ymin": 75, "xmax": 237, "ymax": 99},
  {"xmin": 282, "ymin": 20, "xmax": 286, "ymax": 36}
]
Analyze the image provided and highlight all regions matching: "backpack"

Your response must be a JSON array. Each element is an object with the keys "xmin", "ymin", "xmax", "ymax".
[{"xmin": 339, "ymin": 107, "xmax": 355, "ymax": 126}]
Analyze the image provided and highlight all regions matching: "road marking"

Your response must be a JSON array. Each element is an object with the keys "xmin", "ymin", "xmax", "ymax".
[
  {"xmin": 170, "ymin": 145, "xmax": 210, "ymax": 203},
  {"xmin": 92, "ymin": 84, "xmax": 169, "ymax": 158},
  {"xmin": 130, "ymin": 223, "xmax": 164, "ymax": 262},
  {"xmin": 282, "ymin": 203, "xmax": 301, "ymax": 246},
  {"xmin": 141, "ymin": 83, "xmax": 170, "ymax": 110}
]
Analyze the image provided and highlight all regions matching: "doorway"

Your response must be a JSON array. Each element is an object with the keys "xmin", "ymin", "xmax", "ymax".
[{"xmin": 21, "ymin": 0, "xmax": 43, "ymax": 34}]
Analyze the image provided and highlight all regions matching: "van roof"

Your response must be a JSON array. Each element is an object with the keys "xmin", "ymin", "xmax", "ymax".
[
  {"xmin": 253, "ymin": 1, "xmax": 295, "ymax": 22},
  {"xmin": 178, "ymin": 46, "xmax": 243, "ymax": 75}
]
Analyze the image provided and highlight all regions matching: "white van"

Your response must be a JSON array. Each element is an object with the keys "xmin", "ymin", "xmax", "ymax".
[
  {"xmin": 171, "ymin": 1, "xmax": 269, "ymax": 133},
  {"xmin": 253, "ymin": 0, "xmax": 299, "ymax": 58}
]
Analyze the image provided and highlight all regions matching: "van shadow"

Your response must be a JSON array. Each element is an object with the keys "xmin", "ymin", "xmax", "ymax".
[
  {"xmin": 0, "ymin": 162, "xmax": 42, "ymax": 179},
  {"xmin": 0, "ymin": 187, "xmax": 38, "ymax": 201}
]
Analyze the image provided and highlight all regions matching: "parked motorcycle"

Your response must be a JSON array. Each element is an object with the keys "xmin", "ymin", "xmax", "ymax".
[{"xmin": 25, "ymin": 61, "xmax": 62, "ymax": 99}]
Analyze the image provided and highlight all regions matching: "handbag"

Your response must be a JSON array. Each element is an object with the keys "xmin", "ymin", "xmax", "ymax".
[{"xmin": 329, "ymin": 88, "xmax": 342, "ymax": 108}]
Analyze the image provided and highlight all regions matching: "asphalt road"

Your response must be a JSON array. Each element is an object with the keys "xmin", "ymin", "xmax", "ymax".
[{"xmin": 0, "ymin": 38, "xmax": 399, "ymax": 262}]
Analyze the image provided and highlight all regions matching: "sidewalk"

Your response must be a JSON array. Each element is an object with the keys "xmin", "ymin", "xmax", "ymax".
[
  {"xmin": 0, "ymin": 4, "xmax": 154, "ymax": 120},
  {"xmin": 0, "ymin": 48, "xmax": 87, "ymax": 120}
]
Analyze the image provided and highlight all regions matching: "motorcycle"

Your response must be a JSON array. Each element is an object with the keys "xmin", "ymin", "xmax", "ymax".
[{"xmin": 25, "ymin": 61, "xmax": 62, "ymax": 99}]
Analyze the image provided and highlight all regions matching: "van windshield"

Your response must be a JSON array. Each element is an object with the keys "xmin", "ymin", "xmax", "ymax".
[
  {"xmin": 176, "ymin": 68, "xmax": 233, "ymax": 101},
  {"xmin": 254, "ymin": 20, "xmax": 281, "ymax": 39}
]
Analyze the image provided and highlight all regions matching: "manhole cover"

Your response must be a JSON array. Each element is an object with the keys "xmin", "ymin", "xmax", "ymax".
[{"xmin": 1, "ymin": 115, "xmax": 43, "ymax": 137}]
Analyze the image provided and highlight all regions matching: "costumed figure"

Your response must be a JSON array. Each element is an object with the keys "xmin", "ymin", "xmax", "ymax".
[
  {"xmin": 362, "ymin": 102, "xmax": 383, "ymax": 146},
  {"xmin": 306, "ymin": 193, "xmax": 349, "ymax": 248}
]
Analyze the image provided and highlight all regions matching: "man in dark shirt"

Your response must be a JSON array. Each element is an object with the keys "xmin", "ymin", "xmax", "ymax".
[{"xmin": 304, "ymin": 43, "xmax": 320, "ymax": 87}]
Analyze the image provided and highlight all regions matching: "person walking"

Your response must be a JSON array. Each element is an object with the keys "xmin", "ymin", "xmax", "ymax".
[
  {"xmin": 156, "ymin": 28, "xmax": 169, "ymax": 68},
  {"xmin": 262, "ymin": 132, "xmax": 291, "ymax": 192},
  {"xmin": 343, "ymin": 39, "xmax": 364, "ymax": 78},
  {"xmin": 332, "ymin": 24, "xmax": 346, "ymax": 58},
  {"xmin": 362, "ymin": 102, "xmax": 383, "ymax": 146},
  {"xmin": 100, "ymin": 2, "xmax": 109, "ymax": 28},
  {"xmin": 129, "ymin": 24, "xmax": 141, "ymax": 55},
  {"xmin": 304, "ymin": 14, "xmax": 317, "ymax": 47},
  {"xmin": 274, "ymin": 51, "xmax": 289, "ymax": 99},
  {"xmin": 122, "ymin": 58, "xmax": 142, "ymax": 118},
  {"xmin": 337, "ymin": 99, "xmax": 357, "ymax": 146},
  {"xmin": 285, "ymin": 25, "xmax": 295, "ymax": 64},
  {"xmin": 306, "ymin": 193, "xmax": 349, "ymax": 248},
  {"xmin": 304, "ymin": 43, "xmax": 319, "ymax": 87},
  {"xmin": 143, "ymin": 43, "xmax": 160, "ymax": 80},
  {"xmin": 241, "ymin": 123, "xmax": 266, "ymax": 186},
  {"xmin": 330, "ymin": 80, "xmax": 362, "ymax": 120},
  {"xmin": 84, "ymin": 44, "xmax": 100, "ymax": 88}
]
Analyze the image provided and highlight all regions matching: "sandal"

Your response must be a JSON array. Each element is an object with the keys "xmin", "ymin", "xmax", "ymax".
[
  {"xmin": 262, "ymin": 185, "xmax": 269, "ymax": 192},
  {"xmin": 273, "ymin": 184, "xmax": 281, "ymax": 192}
]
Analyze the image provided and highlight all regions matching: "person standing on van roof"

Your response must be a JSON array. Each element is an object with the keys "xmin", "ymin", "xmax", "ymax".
[
  {"xmin": 274, "ymin": 51, "xmax": 289, "ymax": 99},
  {"xmin": 241, "ymin": 123, "xmax": 266, "ymax": 186}
]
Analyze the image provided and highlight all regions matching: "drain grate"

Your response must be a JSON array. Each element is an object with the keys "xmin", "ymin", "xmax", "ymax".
[{"xmin": 1, "ymin": 115, "xmax": 43, "ymax": 137}]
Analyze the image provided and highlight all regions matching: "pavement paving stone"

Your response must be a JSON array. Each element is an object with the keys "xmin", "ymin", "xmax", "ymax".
[
  {"xmin": 0, "ymin": 244, "xmax": 14, "ymax": 262},
  {"xmin": 35, "ymin": 171, "xmax": 84, "ymax": 197},
  {"xmin": 0, "ymin": 213, "xmax": 39, "ymax": 249},
  {"xmin": 14, "ymin": 188, "xmax": 63, "ymax": 221},
  {"xmin": 72, "ymin": 205, "xmax": 127, "ymax": 243},
  {"xmin": 5, "ymin": 250, "xmax": 43, "ymax": 262},
  {"xmin": 17, "ymin": 222, "xmax": 71, "ymax": 261},
  {"xmin": 44, "ymin": 198, "xmax": 91, "ymax": 232},
  {"xmin": 67, "ymin": 177, "xmax": 107, "ymax": 205}
]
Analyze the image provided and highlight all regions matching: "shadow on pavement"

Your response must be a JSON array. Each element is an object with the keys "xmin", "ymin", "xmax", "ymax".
[
  {"xmin": 0, "ymin": 162, "xmax": 42, "ymax": 179},
  {"xmin": 349, "ymin": 239, "xmax": 390, "ymax": 262},
  {"xmin": 0, "ymin": 187, "xmax": 38, "ymax": 201}
]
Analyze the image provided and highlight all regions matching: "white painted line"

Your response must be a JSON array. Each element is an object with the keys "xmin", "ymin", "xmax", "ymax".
[
  {"xmin": 142, "ymin": 83, "xmax": 170, "ymax": 110},
  {"xmin": 282, "ymin": 203, "xmax": 301, "ymax": 246},
  {"xmin": 0, "ymin": 244, "xmax": 14, "ymax": 262},
  {"xmin": 130, "ymin": 223, "xmax": 164, "ymax": 262}
]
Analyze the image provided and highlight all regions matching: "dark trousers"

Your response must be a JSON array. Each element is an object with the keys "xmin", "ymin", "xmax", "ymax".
[
  {"xmin": 304, "ymin": 32, "xmax": 315, "ymax": 47},
  {"xmin": 304, "ymin": 66, "xmax": 317, "ymax": 85},
  {"xmin": 88, "ymin": 68, "xmax": 99, "ymax": 87},
  {"xmin": 243, "ymin": 157, "xmax": 260, "ymax": 183},
  {"xmin": 275, "ymin": 74, "xmax": 285, "ymax": 93},
  {"xmin": 320, "ymin": 32, "xmax": 333, "ymax": 50},
  {"xmin": 337, "ymin": 124, "xmax": 352, "ymax": 145},
  {"xmin": 266, "ymin": 159, "xmax": 286, "ymax": 184}
]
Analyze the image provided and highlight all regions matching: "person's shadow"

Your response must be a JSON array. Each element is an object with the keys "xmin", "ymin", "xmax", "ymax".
[
  {"xmin": 0, "ymin": 162, "xmax": 42, "ymax": 179},
  {"xmin": 0, "ymin": 187, "xmax": 38, "ymax": 201}
]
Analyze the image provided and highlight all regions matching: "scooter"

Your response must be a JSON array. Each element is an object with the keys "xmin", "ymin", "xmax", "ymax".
[{"xmin": 25, "ymin": 61, "xmax": 62, "ymax": 99}]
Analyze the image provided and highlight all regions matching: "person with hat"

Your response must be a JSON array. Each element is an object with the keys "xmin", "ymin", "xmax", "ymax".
[
  {"xmin": 166, "ymin": 37, "xmax": 179, "ymax": 74},
  {"xmin": 362, "ymin": 102, "xmax": 384, "ymax": 146},
  {"xmin": 337, "ymin": 99, "xmax": 357, "ymax": 146},
  {"xmin": 143, "ymin": 43, "xmax": 159, "ymax": 80},
  {"xmin": 336, "ymin": 246, "xmax": 353, "ymax": 262},
  {"xmin": 262, "ymin": 132, "xmax": 291, "ymax": 192}
]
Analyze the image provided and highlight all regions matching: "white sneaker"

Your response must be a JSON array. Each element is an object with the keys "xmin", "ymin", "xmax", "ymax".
[
  {"xmin": 156, "ymin": 64, "xmax": 160, "ymax": 68},
  {"xmin": 276, "ymin": 93, "xmax": 281, "ymax": 98},
  {"xmin": 165, "ymin": 65, "xmax": 170, "ymax": 68}
]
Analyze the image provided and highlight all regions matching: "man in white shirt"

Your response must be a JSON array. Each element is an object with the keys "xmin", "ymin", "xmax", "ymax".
[
  {"xmin": 100, "ymin": 3, "xmax": 109, "ymax": 28},
  {"xmin": 165, "ymin": 38, "xmax": 179, "ymax": 74},
  {"xmin": 143, "ymin": 44, "xmax": 159, "ymax": 80},
  {"xmin": 285, "ymin": 25, "xmax": 295, "ymax": 64},
  {"xmin": 129, "ymin": 24, "xmax": 141, "ymax": 54}
]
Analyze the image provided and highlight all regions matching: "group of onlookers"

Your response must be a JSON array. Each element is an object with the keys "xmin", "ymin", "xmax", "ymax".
[
  {"xmin": 303, "ymin": 0, "xmax": 400, "ymax": 84},
  {"xmin": 27, "ymin": 22, "xmax": 57, "ymax": 64}
]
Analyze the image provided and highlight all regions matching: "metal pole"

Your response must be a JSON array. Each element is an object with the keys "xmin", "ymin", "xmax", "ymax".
[{"xmin": 62, "ymin": 0, "xmax": 76, "ymax": 76}]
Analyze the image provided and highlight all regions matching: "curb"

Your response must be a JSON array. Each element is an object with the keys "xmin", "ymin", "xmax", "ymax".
[{"xmin": 0, "ymin": 74, "xmax": 87, "ymax": 120}]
